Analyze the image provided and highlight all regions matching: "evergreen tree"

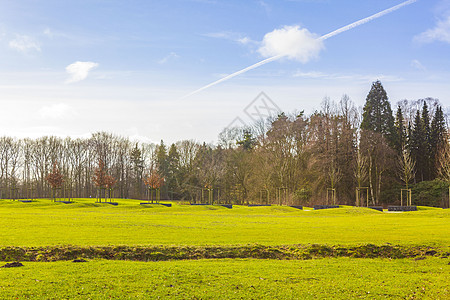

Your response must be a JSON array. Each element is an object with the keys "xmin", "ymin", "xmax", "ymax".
[
  {"xmin": 360, "ymin": 81, "xmax": 396, "ymax": 204},
  {"xmin": 167, "ymin": 144, "xmax": 180, "ymax": 199},
  {"xmin": 237, "ymin": 129, "xmax": 256, "ymax": 151},
  {"xmin": 421, "ymin": 102, "xmax": 431, "ymax": 180},
  {"xmin": 410, "ymin": 110, "xmax": 426, "ymax": 182},
  {"xmin": 394, "ymin": 106, "xmax": 407, "ymax": 155},
  {"xmin": 430, "ymin": 106, "xmax": 447, "ymax": 178},
  {"xmin": 130, "ymin": 143, "xmax": 144, "ymax": 198},
  {"xmin": 156, "ymin": 140, "xmax": 168, "ymax": 197},
  {"xmin": 361, "ymin": 80, "xmax": 395, "ymax": 145}
]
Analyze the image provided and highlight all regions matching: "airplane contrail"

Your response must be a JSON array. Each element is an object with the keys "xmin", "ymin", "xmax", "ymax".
[
  {"xmin": 318, "ymin": 0, "xmax": 417, "ymax": 41},
  {"xmin": 181, "ymin": 0, "xmax": 417, "ymax": 99}
]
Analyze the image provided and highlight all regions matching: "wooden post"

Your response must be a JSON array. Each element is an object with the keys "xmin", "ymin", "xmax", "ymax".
[
  {"xmin": 209, "ymin": 188, "xmax": 213, "ymax": 205},
  {"xmin": 327, "ymin": 188, "xmax": 336, "ymax": 205},
  {"xmin": 401, "ymin": 189, "xmax": 412, "ymax": 206}
]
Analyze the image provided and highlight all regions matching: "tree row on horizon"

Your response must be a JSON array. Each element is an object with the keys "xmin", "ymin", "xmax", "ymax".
[{"xmin": 0, "ymin": 80, "xmax": 449, "ymax": 207}]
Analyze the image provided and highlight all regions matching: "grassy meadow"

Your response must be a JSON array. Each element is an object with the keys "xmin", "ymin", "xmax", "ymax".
[
  {"xmin": 0, "ymin": 198, "xmax": 448, "ymax": 247},
  {"xmin": 0, "ymin": 198, "xmax": 449, "ymax": 299},
  {"xmin": 0, "ymin": 258, "xmax": 448, "ymax": 299}
]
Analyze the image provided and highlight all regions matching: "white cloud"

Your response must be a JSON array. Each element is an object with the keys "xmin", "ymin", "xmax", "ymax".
[
  {"xmin": 414, "ymin": 15, "xmax": 450, "ymax": 43},
  {"xmin": 411, "ymin": 59, "xmax": 426, "ymax": 71},
  {"xmin": 293, "ymin": 71, "xmax": 327, "ymax": 78},
  {"xmin": 65, "ymin": 61, "xmax": 99, "ymax": 83},
  {"xmin": 9, "ymin": 35, "xmax": 41, "ymax": 53},
  {"xmin": 258, "ymin": 25, "xmax": 324, "ymax": 63},
  {"xmin": 38, "ymin": 103, "xmax": 75, "ymax": 119},
  {"xmin": 237, "ymin": 37, "xmax": 252, "ymax": 45},
  {"xmin": 158, "ymin": 52, "xmax": 180, "ymax": 64}
]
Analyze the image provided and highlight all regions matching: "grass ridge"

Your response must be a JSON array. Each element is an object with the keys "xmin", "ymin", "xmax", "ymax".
[{"xmin": 1, "ymin": 244, "xmax": 447, "ymax": 262}]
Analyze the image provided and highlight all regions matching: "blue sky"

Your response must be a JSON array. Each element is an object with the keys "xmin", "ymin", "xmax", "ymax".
[{"xmin": 1, "ymin": 0, "xmax": 449, "ymax": 143}]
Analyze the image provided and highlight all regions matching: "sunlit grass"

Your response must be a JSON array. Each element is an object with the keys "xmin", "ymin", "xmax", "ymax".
[
  {"xmin": 0, "ymin": 198, "xmax": 448, "ymax": 248},
  {"xmin": 0, "ymin": 258, "xmax": 448, "ymax": 299}
]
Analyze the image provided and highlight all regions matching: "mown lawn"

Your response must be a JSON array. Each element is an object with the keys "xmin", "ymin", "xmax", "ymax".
[
  {"xmin": 1, "ymin": 199, "xmax": 449, "ymax": 299},
  {"xmin": 0, "ymin": 258, "xmax": 448, "ymax": 299},
  {"xmin": 0, "ymin": 199, "xmax": 448, "ymax": 248}
]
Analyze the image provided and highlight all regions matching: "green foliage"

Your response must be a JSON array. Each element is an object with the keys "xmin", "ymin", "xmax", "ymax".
[
  {"xmin": 394, "ymin": 106, "xmax": 407, "ymax": 154},
  {"xmin": 236, "ymin": 129, "xmax": 256, "ymax": 151},
  {"xmin": 430, "ymin": 106, "xmax": 447, "ymax": 177},
  {"xmin": 361, "ymin": 80, "xmax": 395, "ymax": 143},
  {"xmin": 411, "ymin": 105, "xmax": 430, "ymax": 181},
  {"xmin": 411, "ymin": 179, "xmax": 448, "ymax": 207}
]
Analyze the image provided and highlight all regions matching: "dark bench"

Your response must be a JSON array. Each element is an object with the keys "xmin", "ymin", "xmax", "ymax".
[
  {"xmin": 314, "ymin": 205, "xmax": 340, "ymax": 210},
  {"xmin": 388, "ymin": 206, "xmax": 417, "ymax": 212},
  {"xmin": 140, "ymin": 203, "xmax": 172, "ymax": 207}
]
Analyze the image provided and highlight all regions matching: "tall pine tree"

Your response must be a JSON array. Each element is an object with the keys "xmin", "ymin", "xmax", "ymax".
[
  {"xmin": 394, "ymin": 106, "xmax": 407, "ymax": 155},
  {"xmin": 430, "ymin": 106, "xmax": 447, "ymax": 178},
  {"xmin": 360, "ymin": 80, "xmax": 396, "ymax": 204},
  {"xmin": 167, "ymin": 144, "xmax": 180, "ymax": 199},
  {"xmin": 361, "ymin": 80, "xmax": 395, "ymax": 145},
  {"xmin": 156, "ymin": 140, "xmax": 168, "ymax": 198},
  {"xmin": 422, "ymin": 102, "xmax": 431, "ymax": 180},
  {"xmin": 410, "ymin": 110, "xmax": 426, "ymax": 182}
]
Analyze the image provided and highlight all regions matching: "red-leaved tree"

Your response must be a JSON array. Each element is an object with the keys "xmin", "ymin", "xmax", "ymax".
[
  {"xmin": 143, "ymin": 170, "xmax": 164, "ymax": 202},
  {"xmin": 46, "ymin": 161, "xmax": 64, "ymax": 201},
  {"xmin": 93, "ymin": 159, "xmax": 116, "ymax": 202}
]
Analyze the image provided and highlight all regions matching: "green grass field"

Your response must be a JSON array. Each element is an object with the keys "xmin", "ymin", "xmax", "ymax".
[
  {"xmin": 1, "ymin": 258, "xmax": 448, "ymax": 299},
  {"xmin": 0, "ymin": 198, "xmax": 448, "ymax": 247},
  {"xmin": 0, "ymin": 198, "xmax": 449, "ymax": 299}
]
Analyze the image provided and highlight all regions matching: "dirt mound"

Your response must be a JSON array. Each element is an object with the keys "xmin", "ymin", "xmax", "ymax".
[{"xmin": 1, "ymin": 262, "xmax": 24, "ymax": 268}]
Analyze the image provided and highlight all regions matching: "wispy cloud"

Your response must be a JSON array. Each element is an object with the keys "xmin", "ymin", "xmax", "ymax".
[
  {"xmin": 189, "ymin": 0, "xmax": 217, "ymax": 4},
  {"xmin": 414, "ymin": 15, "xmax": 450, "ymax": 44},
  {"xmin": 411, "ymin": 59, "xmax": 426, "ymax": 71},
  {"xmin": 258, "ymin": 25, "xmax": 324, "ymax": 63},
  {"xmin": 258, "ymin": 1, "xmax": 271, "ymax": 15},
  {"xmin": 203, "ymin": 31, "xmax": 257, "ymax": 45},
  {"xmin": 8, "ymin": 35, "xmax": 41, "ymax": 53},
  {"xmin": 65, "ymin": 61, "xmax": 99, "ymax": 83},
  {"xmin": 293, "ymin": 70, "xmax": 403, "ymax": 82},
  {"xmin": 43, "ymin": 28, "xmax": 54, "ymax": 38},
  {"xmin": 158, "ymin": 52, "xmax": 180, "ymax": 64}
]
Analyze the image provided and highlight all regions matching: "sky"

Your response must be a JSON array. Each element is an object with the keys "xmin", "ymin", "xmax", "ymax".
[{"xmin": 1, "ymin": 0, "xmax": 449, "ymax": 144}]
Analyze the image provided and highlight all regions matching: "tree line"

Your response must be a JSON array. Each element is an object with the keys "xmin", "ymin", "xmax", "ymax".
[{"xmin": 1, "ymin": 81, "xmax": 448, "ymax": 206}]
